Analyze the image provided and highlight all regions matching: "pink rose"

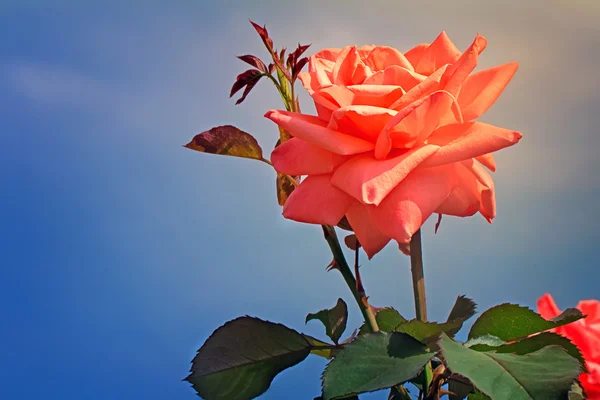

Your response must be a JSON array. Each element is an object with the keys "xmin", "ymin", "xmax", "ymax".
[
  {"xmin": 538, "ymin": 294, "xmax": 600, "ymax": 399},
  {"xmin": 265, "ymin": 32, "xmax": 522, "ymax": 258}
]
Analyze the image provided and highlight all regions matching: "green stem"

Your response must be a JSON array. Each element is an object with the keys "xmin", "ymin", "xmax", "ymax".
[
  {"xmin": 409, "ymin": 229, "xmax": 432, "ymax": 395},
  {"xmin": 322, "ymin": 225, "xmax": 379, "ymax": 333}
]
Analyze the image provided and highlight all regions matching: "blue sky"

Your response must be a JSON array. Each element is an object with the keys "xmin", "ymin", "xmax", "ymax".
[{"xmin": 1, "ymin": 1, "xmax": 599, "ymax": 399}]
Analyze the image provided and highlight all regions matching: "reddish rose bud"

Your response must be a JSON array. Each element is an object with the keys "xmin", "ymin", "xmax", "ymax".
[{"xmin": 237, "ymin": 55, "xmax": 267, "ymax": 73}]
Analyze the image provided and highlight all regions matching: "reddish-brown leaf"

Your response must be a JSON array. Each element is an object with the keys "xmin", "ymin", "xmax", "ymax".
[
  {"xmin": 230, "ymin": 69, "xmax": 263, "ymax": 104},
  {"xmin": 184, "ymin": 125, "xmax": 264, "ymax": 162},
  {"xmin": 249, "ymin": 20, "xmax": 273, "ymax": 50},
  {"xmin": 237, "ymin": 55, "xmax": 267, "ymax": 72}
]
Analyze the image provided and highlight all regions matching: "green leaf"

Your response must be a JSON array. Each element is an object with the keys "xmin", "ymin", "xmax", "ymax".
[
  {"xmin": 439, "ymin": 333, "xmax": 582, "ymax": 400},
  {"xmin": 464, "ymin": 334, "xmax": 505, "ymax": 349},
  {"xmin": 303, "ymin": 334, "xmax": 338, "ymax": 359},
  {"xmin": 470, "ymin": 332, "xmax": 585, "ymax": 368},
  {"xmin": 358, "ymin": 307, "xmax": 407, "ymax": 335},
  {"xmin": 446, "ymin": 295, "xmax": 477, "ymax": 335},
  {"xmin": 186, "ymin": 317, "xmax": 311, "ymax": 400},
  {"xmin": 322, "ymin": 332, "xmax": 435, "ymax": 399},
  {"xmin": 393, "ymin": 296, "xmax": 477, "ymax": 346},
  {"xmin": 394, "ymin": 319, "xmax": 464, "ymax": 347},
  {"xmin": 306, "ymin": 298, "xmax": 348, "ymax": 345},
  {"xmin": 468, "ymin": 303, "xmax": 584, "ymax": 341},
  {"xmin": 185, "ymin": 125, "xmax": 266, "ymax": 162},
  {"xmin": 448, "ymin": 374, "xmax": 476, "ymax": 400},
  {"xmin": 467, "ymin": 390, "xmax": 491, "ymax": 400}
]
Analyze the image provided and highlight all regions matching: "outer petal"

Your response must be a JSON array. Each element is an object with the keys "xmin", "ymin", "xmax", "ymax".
[
  {"xmin": 271, "ymin": 138, "xmax": 348, "ymax": 175},
  {"xmin": 404, "ymin": 43, "xmax": 429, "ymax": 68},
  {"xmin": 364, "ymin": 46, "xmax": 414, "ymax": 72},
  {"xmin": 421, "ymin": 122, "xmax": 522, "ymax": 168},
  {"xmin": 345, "ymin": 202, "xmax": 391, "ymax": 259},
  {"xmin": 458, "ymin": 62, "xmax": 519, "ymax": 121},
  {"xmin": 476, "ymin": 153, "xmax": 497, "ymax": 172},
  {"xmin": 265, "ymin": 110, "xmax": 374, "ymax": 155},
  {"xmin": 414, "ymin": 31, "xmax": 461, "ymax": 75},
  {"xmin": 331, "ymin": 144, "xmax": 440, "ymax": 206},
  {"xmin": 282, "ymin": 174, "xmax": 354, "ymax": 225},
  {"xmin": 435, "ymin": 162, "xmax": 481, "ymax": 217},
  {"xmin": 313, "ymin": 48, "xmax": 342, "ymax": 62},
  {"xmin": 442, "ymin": 35, "xmax": 488, "ymax": 97},
  {"xmin": 329, "ymin": 105, "xmax": 397, "ymax": 142},
  {"xmin": 537, "ymin": 293, "xmax": 561, "ymax": 320},
  {"xmin": 577, "ymin": 300, "xmax": 600, "ymax": 325},
  {"xmin": 368, "ymin": 164, "xmax": 459, "ymax": 244},
  {"xmin": 467, "ymin": 159, "xmax": 496, "ymax": 222}
]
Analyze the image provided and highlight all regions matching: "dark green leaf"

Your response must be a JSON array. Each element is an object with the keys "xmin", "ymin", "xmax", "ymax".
[
  {"xmin": 302, "ymin": 334, "xmax": 338, "ymax": 359},
  {"xmin": 448, "ymin": 374, "xmax": 475, "ymax": 400},
  {"xmin": 394, "ymin": 319, "xmax": 465, "ymax": 347},
  {"xmin": 468, "ymin": 303, "xmax": 584, "ymax": 341},
  {"xmin": 306, "ymin": 298, "xmax": 348, "ymax": 345},
  {"xmin": 185, "ymin": 125, "xmax": 265, "ymax": 162},
  {"xmin": 446, "ymin": 296, "xmax": 477, "ymax": 329},
  {"xmin": 322, "ymin": 332, "xmax": 435, "ymax": 399},
  {"xmin": 467, "ymin": 390, "xmax": 491, "ymax": 400},
  {"xmin": 358, "ymin": 307, "xmax": 407, "ymax": 335},
  {"xmin": 470, "ymin": 332, "xmax": 585, "ymax": 370},
  {"xmin": 186, "ymin": 317, "xmax": 311, "ymax": 400},
  {"xmin": 393, "ymin": 296, "xmax": 476, "ymax": 346},
  {"xmin": 439, "ymin": 333, "xmax": 582, "ymax": 400},
  {"xmin": 464, "ymin": 334, "xmax": 505, "ymax": 349}
]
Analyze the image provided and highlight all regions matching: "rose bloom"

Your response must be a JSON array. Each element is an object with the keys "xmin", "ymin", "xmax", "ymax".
[
  {"xmin": 538, "ymin": 294, "xmax": 600, "ymax": 398},
  {"xmin": 266, "ymin": 32, "xmax": 522, "ymax": 258}
]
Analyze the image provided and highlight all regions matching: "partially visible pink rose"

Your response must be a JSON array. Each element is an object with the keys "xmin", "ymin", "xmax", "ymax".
[
  {"xmin": 538, "ymin": 294, "xmax": 600, "ymax": 399},
  {"xmin": 266, "ymin": 32, "xmax": 522, "ymax": 258}
]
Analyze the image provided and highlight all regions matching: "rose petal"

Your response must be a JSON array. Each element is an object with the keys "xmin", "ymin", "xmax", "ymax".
[
  {"xmin": 577, "ymin": 300, "xmax": 600, "ymax": 324},
  {"xmin": 442, "ymin": 35, "xmax": 488, "ymax": 97},
  {"xmin": 313, "ymin": 48, "xmax": 342, "ymax": 62},
  {"xmin": 364, "ymin": 46, "xmax": 414, "ymax": 72},
  {"xmin": 435, "ymin": 162, "xmax": 481, "ymax": 217},
  {"xmin": 376, "ymin": 90, "xmax": 462, "ymax": 159},
  {"xmin": 332, "ymin": 46, "xmax": 372, "ymax": 86},
  {"xmin": 537, "ymin": 293, "xmax": 562, "ymax": 319},
  {"xmin": 368, "ymin": 164, "xmax": 459, "ymax": 244},
  {"xmin": 476, "ymin": 153, "xmax": 497, "ymax": 172},
  {"xmin": 458, "ymin": 62, "xmax": 519, "ymax": 121},
  {"xmin": 465, "ymin": 159, "xmax": 496, "ymax": 222},
  {"xmin": 282, "ymin": 174, "xmax": 354, "ymax": 225},
  {"xmin": 389, "ymin": 64, "xmax": 449, "ymax": 111},
  {"xmin": 404, "ymin": 43, "xmax": 429, "ymax": 68},
  {"xmin": 345, "ymin": 202, "xmax": 391, "ymax": 259},
  {"xmin": 271, "ymin": 138, "xmax": 348, "ymax": 175},
  {"xmin": 414, "ymin": 31, "xmax": 461, "ymax": 75},
  {"xmin": 332, "ymin": 144, "xmax": 440, "ymax": 205},
  {"xmin": 329, "ymin": 105, "xmax": 397, "ymax": 142},
  {"xmin": 346, "ymin": 84, "xmax": 406, "ymax": 108},
  {"xmin": 265, "ymin": 110, "xmax": 374, "ymax": 155},
  {"xmin": 422, "ymin": 122, "xmax": 522, "ymax": 168},
  {"xmin": 363, "ymin": 65, "xmax": 425, "ymax": 90}
]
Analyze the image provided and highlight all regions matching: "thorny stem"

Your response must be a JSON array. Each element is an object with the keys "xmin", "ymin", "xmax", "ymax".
[{"xmin": 322, "ymin": 225, "xmax": 379, "ymax": 333}]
